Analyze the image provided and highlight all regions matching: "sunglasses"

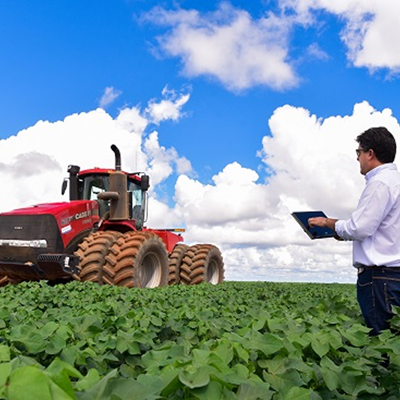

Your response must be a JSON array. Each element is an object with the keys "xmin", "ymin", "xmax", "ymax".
[{"xmin": 356, "ymin": 148, "xmax": 369, "ymax": 157}]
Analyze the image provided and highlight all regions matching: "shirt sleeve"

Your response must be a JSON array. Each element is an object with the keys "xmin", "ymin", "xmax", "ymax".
[{"xmin": 335, "ymin": 180, "xmax": 392, "ymax": 241}]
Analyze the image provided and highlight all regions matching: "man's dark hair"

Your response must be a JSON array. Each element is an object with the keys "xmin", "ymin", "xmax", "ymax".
[{"xmin": 357, "ymin": 127, "xmax": 397, "ymax": 163}]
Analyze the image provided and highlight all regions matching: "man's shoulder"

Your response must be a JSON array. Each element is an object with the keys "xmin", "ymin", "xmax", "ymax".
[
  {"xmin": 368, "ymin": 164, "xmax": 400, "ymax": 190},
  {"xmin": 369, "ymin": 163, "xmax": 399, "ymax": 179}
]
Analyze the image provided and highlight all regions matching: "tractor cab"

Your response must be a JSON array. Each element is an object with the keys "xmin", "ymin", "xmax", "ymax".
[{"xmin": 62, "ymin": 164, "xmax": 150, "ymax": 230}]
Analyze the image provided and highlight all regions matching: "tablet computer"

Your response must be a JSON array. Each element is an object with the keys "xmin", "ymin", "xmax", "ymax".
[{"xmin": 291, "ymin": 211, "xmax": 335, "ymax": 239}]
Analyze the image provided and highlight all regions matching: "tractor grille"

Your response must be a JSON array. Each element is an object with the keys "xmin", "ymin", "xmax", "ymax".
[{"xmin": 0, "ymin": 214, "xmax": 64, "ymax": 263}]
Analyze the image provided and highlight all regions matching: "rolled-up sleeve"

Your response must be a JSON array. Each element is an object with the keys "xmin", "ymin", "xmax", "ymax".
[{"xmin": 335, "ymin": 220, "xmax": 348, "ymax": 240}]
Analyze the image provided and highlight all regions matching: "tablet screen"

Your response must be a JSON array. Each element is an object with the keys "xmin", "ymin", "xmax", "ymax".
[{"xmin": 291, "ymin": 211, "xmax": 335, "ymax": 239}]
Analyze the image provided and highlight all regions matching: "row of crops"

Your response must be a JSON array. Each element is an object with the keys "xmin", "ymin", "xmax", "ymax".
[{"xmin": 1, "ymin": 280, "xmax": 400, "ymax": 399}]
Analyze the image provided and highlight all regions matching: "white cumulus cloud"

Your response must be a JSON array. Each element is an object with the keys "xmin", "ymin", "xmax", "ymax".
[
  {"xmin": 145, "ymin": 86, "xmax": 191, "ymax": 124},
  {"xmin": 144, "ymin": 1, "xmax": 400, "ymax": 91},
  {"xmin": 0, "ymin": 89, "xmax": 192, "ymax": 213},
  {"xmin": 99, "ymin": 86, "xmax": 122, "ymax": 109},
  {"xmin": 173, "ymin": 100, "xmax": 400, "ymax": 283},
  {"xmin": 144, "ymin": 3, "xmax": 298, "ymax": 91},
  {"xmin": 281, "ymin": 0, "xmax": 400, "ymax": 73},
  {"xmin": 2, "ymin": 90, "xmax": 400, "ymax": 284}
]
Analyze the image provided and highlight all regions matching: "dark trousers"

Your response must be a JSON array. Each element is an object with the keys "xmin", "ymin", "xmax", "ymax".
[{"xmin": 357, "ymin": 267, "xmax": 400, "ymax": 336}]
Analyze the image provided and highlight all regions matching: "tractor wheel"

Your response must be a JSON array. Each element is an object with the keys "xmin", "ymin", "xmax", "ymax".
[
  {"xmin": 106, "ymin": 231, "xmax": 169, "ymax": 288},
  {"xmin": 180, "ymin": 244, "xmax": 224, "ymax": 285},
  {"xmin": 168, "ymin": 244, "xmax": 189, "ymax": 285},
  {"xmin": 0, "ymin": 275, "xmax": 21, "ymax": 287},
  {"xmin": 74, "ymin": 230, "xmax": 122, "ymax": 285},
  {"xmin": 179, "ymin": 245, "xmax": 197, "ymax": 285},
  {"xmin": 0, "ymin": 275, "xmax": 8, "ymax": 287}
]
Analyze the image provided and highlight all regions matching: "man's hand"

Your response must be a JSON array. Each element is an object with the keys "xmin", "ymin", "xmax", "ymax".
[
  {"xmin": 308, "ymin": 217, "xmax": 342, "ymax": 240},
  {"xmin": 308, "ymin": 217, "xmax": 329, "ymax": 228}
]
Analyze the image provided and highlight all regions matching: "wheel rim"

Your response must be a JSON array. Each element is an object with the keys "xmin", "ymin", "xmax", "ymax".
[
  {"xmin": 139, "ymin": 252, "xmax": 163, "ymax": 288},
  {"xmin": 206, "ymin": 259, "xmax": 220, "ymax": 284}
]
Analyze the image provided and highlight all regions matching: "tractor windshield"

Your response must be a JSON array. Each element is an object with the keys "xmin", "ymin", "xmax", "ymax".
[{"xmin": 80, "ymin": 174, "xmax": 145, "ymax": 227}]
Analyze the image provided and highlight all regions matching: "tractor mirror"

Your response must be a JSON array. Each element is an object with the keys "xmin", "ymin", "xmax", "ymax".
[
  {"xmin": 61, "ymin": 178, "xmax": 68, "ymax": 195},
  {"xmin": 141, "ymin": 175, "xmax": 150, "ymax": 191}
]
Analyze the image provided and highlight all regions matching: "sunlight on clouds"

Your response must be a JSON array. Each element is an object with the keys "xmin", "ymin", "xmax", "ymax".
[
  {"xmin": 144, "ymin": 1, "xmax": 400, "ymax": 91},
  {"xmin": 144, "ymin": 131, "xmax": 192, "ymax": 187},
  {"xmin": 145, "ymin": 4, "xmax": 298, "ymax": 91},
  {"xmin": 222, "ymin": 242, "xmax": 354, "ymax": 283},
  {"xmin": 145, "ymin": 87, "xmax": 190, "ymax": 124},
  {"xmin": 261, "ymin": 101, "xmax": 400, "ymax": 216},
  {"xmin": 99, "ymin": 87, "xmax": 122, "ymax": 109},
  {"xmin": 0, "ymin": 89, "xmax": 191, "ymax": 212},
  {"xmin": 342, "ymin": 1, "xmax": 400, "ymax": 70},
  {"xmin": 283, "ymin": 0, "xmax": 400, "ymax": 72},
  {"xmin": 1, "ymin": 94, "xmax": 400, "ymax": 283},
  {"xmin": 116, "ymin": 107, "xmax": 148, "ymax": 136},
  {"xmin": 175, "ymin": 162, "xmax": 273, "ymax": 228},
  {"xmin": 174, "ymin": 101, "xmax": 400, "ymax": 283}
]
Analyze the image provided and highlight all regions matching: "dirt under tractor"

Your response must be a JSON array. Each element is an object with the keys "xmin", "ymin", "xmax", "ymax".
[{"xmin": 0, "ymin": 145, "xmax": 224, "ymax": 288}]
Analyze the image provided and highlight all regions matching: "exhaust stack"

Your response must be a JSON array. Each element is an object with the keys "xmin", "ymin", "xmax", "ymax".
[{"xmin": 98, "ymin": 145, "xmax": 129, "ymax": 220}]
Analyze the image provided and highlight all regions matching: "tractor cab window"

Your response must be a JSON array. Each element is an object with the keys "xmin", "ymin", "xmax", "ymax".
[
  {"xmin": 82, "ymin": 176, "xmax": 109, "ymax": 199},
  {"xmin": 82, "ymin": 175, "xmax": 110, "ymax": 217},
  {"xmin": 128, "ymin": 179, "xmax": 145, "ymax": 229},
  {"xmin": 79, "ymin": 174, "xmax": 146, "ymax": 228}
]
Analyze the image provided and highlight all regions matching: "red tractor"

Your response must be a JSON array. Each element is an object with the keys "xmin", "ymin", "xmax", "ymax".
[{"xmin": 0, "ymin": 145, "xmax": 224, "ymax": 287}]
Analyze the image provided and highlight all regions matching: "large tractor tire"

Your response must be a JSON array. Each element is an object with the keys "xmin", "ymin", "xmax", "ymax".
[
  {"xmin": 0, "ymin": 275, "xmax": 22, "ymax": 287},
  {"xmin": 179, "ymin": 245, "xmax": 196, "ymax": 285},
  {"xmin": 168, "ymin": 244, "xmax": 189, "ymax": 285},
  {"xmin": 0, "ymin": 275, "xmax": 8, "ymax": 287},
  {"xmin": 74, "ymin": 230, "xmax": 122, "ymax": 285},
  {"xmin": 180, "ymin": 244, "xmax": 224, "ymax": 285},
  {"xmin": 105, "ymin": 231, "xmax": 169, "ymax": 288}
]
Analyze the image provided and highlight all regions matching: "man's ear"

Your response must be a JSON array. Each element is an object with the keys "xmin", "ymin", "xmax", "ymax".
[{"xmin": 368, "ymin": 149, "xmax": 375, "ymax": 159}]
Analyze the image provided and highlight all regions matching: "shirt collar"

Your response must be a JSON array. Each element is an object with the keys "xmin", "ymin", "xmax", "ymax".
[{"xmin": 365, "ymin": 163, "xmax": 397, "ymax": 182}]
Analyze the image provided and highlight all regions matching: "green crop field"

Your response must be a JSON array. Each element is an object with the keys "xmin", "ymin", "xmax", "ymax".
[{"xmin": 1, "ymin": 280, "xmax": 400, "ymax": 399}]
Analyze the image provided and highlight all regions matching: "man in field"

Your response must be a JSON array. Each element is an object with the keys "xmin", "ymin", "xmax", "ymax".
[{"xmin": 308, "ymin": 126, "xmax": 400, "ymax": 335}]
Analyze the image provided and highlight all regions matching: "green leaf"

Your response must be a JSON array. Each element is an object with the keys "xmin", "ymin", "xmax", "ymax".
[
  {"xmin": 75, "ymin": 369, "xmax": 101, "ymax": 391},
  {"xmin": 0, "ymin": 344, "xmax": 11, "ymax": 362},
  {"xmin": 192, "ymin": 381, "xmax": 224, "ymax": 400},
  {"xmin": 311, "ymin": 336, "xmax": 330, "ymax": 358},
  {"xmin": 263, "ymin": 369, "xmax": 305, "ymax": 393},
  {"xmin": 223, "ymin": 363, "xmax": 249, "ymax": 385},
  {"xmin": 46, "ymin": 332, "xmax": 67, "ymax": 355},
  {"xmin": 75, "ymin": 369, "xmax": 118, "ymax": 400},
  {"xmin": 0, "ymin": 362, "xmax": 11, "ymax": 387},
  {"xmin": 109, "ymin": 375, "xmax": 164, "ymax": 400},
  {"xmin": 7, "ymin": 366, "xmax": 52, "ymax": 400},
  {"xmin": 9, "ymin": 326, "xmax": 46, "ymax": 354},
  {"xmin": 142, "ymin": 349, "xmax": 171, "ymax": 370},
  {"xmin": 193, "ymin": 349, "xmax": 212, "ymax": 364},
  {"xmin": 45, "ymin": 357, "xmax": 82, "ymax": 398},
  {"xmin": 236, "ymin": 380, "xmax": 273, "ymax": 400},
  {"xmin": 60, "ymin": 346, "xmax": 77, "ymax": 366},
  {"xmin": 48, "ymin": 379, "xmax": 75, "ymax": 400},
  {"xmin": 213, "ymin": 341, "xmax": 234, "ymax": 365},
  {"xmin": 285, "ymin": 387, "xmax": 316, "ymax": 400},
  {"xmin": 274, "ymin": 387, "xmax": 323, "ymax": 400},
  {"xmin": 320, "ymin": 356, "xmax": 342, "ymax": 391},
  {"xmin": 232, "ymin": 342, "xmax": 249, "ymax": 363},
  {"xmin": 159, "ymin": 366, "xmax": 181, "ymax": 397},
  {"xmin": 150, "ymin": 315, "xmax": 163, "ymax": 327},
  {"xmin": 39, "ymin": 321, "xmax": 59, "ymax": 338},
  {"xmin": 179, "ymin": 365, "xmax": 210, "ymax": 389},
  {"xmin": 340, "ymin": 325, "xmax": 370, "ymax": 347},
  {"xmin": 245, "ymin": 331, "xmax": 284, "ymax": 356}
]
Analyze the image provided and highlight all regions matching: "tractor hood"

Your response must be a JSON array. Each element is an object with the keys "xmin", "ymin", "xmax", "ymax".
[{"xmin": 0, "ymin": 200, "xmax": 100, "ymax": 250}]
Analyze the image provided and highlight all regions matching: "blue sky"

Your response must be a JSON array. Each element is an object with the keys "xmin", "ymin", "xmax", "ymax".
[{"xmin": 1, "ymin": 0, "xmax": 400, "ymax": 283}]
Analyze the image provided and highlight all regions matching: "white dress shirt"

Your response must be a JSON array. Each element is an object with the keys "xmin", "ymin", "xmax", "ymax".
[{"xmin": 335, "ymin": 163, "xmax": 400, "ymax": 267}]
